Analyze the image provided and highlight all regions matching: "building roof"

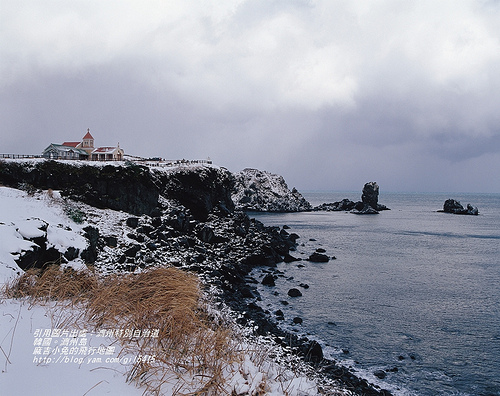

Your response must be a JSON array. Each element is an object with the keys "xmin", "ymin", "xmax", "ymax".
[
  {"xmin": 83, "ymin": 131, "xmax": 94, "ymax": 140},
  {"xmin": 43, "ymin": 144, "xmax": 89, "ymax": 155},
  {"xmin": 62, "ymin": 142, "xmax": 80, "ymax": 147},
  {"xmin": 92, "ymin": 146, "xmax": 121, "ymax": 154}
]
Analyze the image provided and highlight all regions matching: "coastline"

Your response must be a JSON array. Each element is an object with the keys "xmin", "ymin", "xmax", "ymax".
[
  {"xmin": 248, "ymin": 193, "xmax": 500, "ymax": 396},
  {"xmin": 216, "ymin": 259, "xmax": 393, "ymax": 395},
  {"xmin": 0, "ymin": 159, "xmax": 392, "ymax": 394}
]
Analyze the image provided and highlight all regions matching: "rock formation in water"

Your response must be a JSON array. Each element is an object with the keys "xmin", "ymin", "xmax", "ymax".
[
  {"xmin": 351, "ymin": 181, "xmax": 390, "ymax": 214},
  {"xmin": 314, "ymin": 198, "xmax": 357, "ymax": 211},
  {"xmin": 232, "ymin": 168, "xmax": 312, "ymax": 212},
  {"xmin": 362, "ymin": 181, "xmax": 390, "ymax": 211},
  {"xmin": 314, "ymin": 181, "xmax": 390, "ymax": 214},
  {"xmin": 440, "ymin": 199, "xmax": 479, "ymax": 215}
]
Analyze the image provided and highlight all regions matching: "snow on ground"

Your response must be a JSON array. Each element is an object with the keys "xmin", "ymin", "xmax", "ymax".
[
  {"xmin": 0, "ymin": 185, "xmax": 333, "ymax": 395},
  {"xmin": 0, "ymin": 186, "xmax": 144, "ymax": 395},
  {"xmin": 0, "ymin": 299, "xmax": 144, "ymax": 395}
]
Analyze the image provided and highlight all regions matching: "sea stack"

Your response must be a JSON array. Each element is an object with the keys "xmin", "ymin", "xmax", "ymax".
[{"xmin": 351, "ymin": 181, "xmax": 390, "ymax": 214}]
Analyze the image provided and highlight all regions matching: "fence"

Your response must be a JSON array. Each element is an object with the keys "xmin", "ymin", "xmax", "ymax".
[
  {"xmin": 0, "ymin": 154, "xmax": 42, "ymax": 159},
  {"xmin": 1, "ymin": 154, "xmax": 213, "ymax": 165},
  {"xmin": 143, "ymin": 159, "xmax": 213, "ymax": 167}
]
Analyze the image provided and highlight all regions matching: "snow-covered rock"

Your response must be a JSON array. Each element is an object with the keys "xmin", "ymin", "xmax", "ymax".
[
  {"xmin": 0, "ymin": 187, "xmax": 88, "ymax": 279},
  {"xmin": 0, "ymin": 159, "xmax": 234, "ymax": 220},
  {"xmin": 232, "ymin": 168, "xmax": 311, "ymax": 212}
]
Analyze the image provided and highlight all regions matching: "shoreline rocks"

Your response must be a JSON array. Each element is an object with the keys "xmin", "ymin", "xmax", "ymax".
[
  {"xmin": 308, "ymin": 251, "xmax": 330, "ymax": 262},
  {"xmin": 314, "ymin": 198, "xmax": 357, "ymax": 211}
]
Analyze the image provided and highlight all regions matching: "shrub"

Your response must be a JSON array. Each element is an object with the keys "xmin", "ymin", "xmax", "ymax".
[{"xmin": 64, "ymin": 205, "xmax": 86, "ymax": 223}]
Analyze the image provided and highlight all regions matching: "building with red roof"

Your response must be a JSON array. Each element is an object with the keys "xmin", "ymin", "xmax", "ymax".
[{"xmin": 42, "ymin": 129, "xmax": 124, "ymax": 161}]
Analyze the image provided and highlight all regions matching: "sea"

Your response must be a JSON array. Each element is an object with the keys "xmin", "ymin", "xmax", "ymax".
[{"xmin": 249, "ymin": 192, "xmax": 500, "ymax": 396}]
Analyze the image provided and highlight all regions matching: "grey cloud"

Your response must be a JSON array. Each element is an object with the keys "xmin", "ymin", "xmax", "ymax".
[
  {"xmin": 2, "ymin": 1, "xmax": 500, "ymax": 193},
  {"xmin": 428, "ymin": 131, "xmax": 500, "ymax": 162}
]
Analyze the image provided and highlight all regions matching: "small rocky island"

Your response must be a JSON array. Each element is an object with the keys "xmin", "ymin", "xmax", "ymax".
[
  {"xmin": 315, "ymin": 181, "xmax": 390, "ymax": 214},
  {"xmin": 439, "ymin": 199, "xmax": 479, "ymax": 215}
]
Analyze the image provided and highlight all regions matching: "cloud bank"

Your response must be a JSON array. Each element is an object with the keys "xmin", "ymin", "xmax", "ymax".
[{"xmin": 1, "ymin": 0, "xmax": 500, "ymax": 192}]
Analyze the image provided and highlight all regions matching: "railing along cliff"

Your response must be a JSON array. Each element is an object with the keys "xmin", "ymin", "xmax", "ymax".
[
  {"xmin": 1, "ymin": 154, "xmax": 42, "ymax": 159},
  {"xmin": 1, "ymin": 154, "xmax": 212, "ymax": 165}
]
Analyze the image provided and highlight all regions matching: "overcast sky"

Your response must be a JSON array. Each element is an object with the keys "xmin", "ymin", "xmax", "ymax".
[{"xmin": 1, "ymin": 1, "xmax": 500, "ymax": 193}]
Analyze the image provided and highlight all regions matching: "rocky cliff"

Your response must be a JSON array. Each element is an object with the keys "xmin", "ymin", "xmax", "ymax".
[
  {"xmin": 0, "ymin": 159, "xmax": 324, "ymax": 363},
  {"xmin": 0, "ymin": 160, "xmax": 233, "ymax": 220},
  {"xmin": 232, "ymin": 168, "xmax": 312, "ymax": 212}
]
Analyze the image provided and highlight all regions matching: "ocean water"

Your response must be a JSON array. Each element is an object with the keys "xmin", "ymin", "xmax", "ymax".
[{"xmin": 250, "ymin": 192, "xmax": 500, "ymax": 396}]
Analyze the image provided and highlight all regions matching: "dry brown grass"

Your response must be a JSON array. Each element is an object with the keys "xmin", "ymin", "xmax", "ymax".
[
  {"xmin": 85, "ymin": 268, "xmax": 238, "ymax": 395},
  {"xmin": 3, "ymin": 266, "xmax": 98, "ymax": 305},
  {"xmin": 2, "ymin": 265, "xmax": 242, "ymax": 395}
]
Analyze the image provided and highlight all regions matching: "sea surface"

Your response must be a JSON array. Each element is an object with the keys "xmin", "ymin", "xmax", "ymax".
[{"xmin": 250, "ymin": 192, "xmax": 500, "ymax": 396}]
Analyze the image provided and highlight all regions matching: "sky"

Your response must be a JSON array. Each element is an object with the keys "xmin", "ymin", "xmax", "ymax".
[{"xmin": 1, "ymin": 0, "xmax": 500, "ymax": 193}]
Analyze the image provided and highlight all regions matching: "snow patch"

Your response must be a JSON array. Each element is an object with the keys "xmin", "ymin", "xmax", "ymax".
[
  {"xmin": 15, "ymin": 218, "xmax": 47, "ymax": 239},
  {"xmin": 46, "ymin": 225, "xmax": 87, "ymax": 253}
]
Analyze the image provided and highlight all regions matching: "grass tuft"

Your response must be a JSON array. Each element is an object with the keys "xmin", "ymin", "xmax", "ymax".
[{"xmin": 3, "ymin": 266, "xmax": 98, "ymax": 305}]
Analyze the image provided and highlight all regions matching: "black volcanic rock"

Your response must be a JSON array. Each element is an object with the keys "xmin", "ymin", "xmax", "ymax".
[
  {"xmin": 283, "ymin": 253, "xmax": 300, "ymax": 263},
  {"xmin": 16, "ymin": 241, "xmax": 60, "ymax": 271},
  {"xmin": 196, "ymin": 224, "xmax": 216, "ymax": 243},
  {"xmin": 261, "ymin": 273, "xmax": 276, "ymax": 286},
  {"xmin": 374, "ymin": 369, "xmax": 387, "ymax": 379},
  {"xmin": 442, "ymin": 199, "xmax": 479, "ymax": 215},
  {"xmin": 104, "ymin": 236, "xmax": 118, "ymax": 247},
  {"xmin": 301, "ymin": 340, "xmax": 323, "ymax": 363},
  {"xmin": 362, "ymin": 181, "xmax": 379, "ymax": 209},
  {"xmin": 314, "ymin": 182, "xmax": 389, "ymax": 213},
  {"xmin": 308, "ymin": 252, "xmax": 330, "ymax": 262},
  {"xmin": 124, "ymin": 244, "xmax": 141, "ymax": 258},
  {"xmin": 0, "ymin": 160, "xmax": 235, "ymax": 220},
  {"xmin": 443, "ymin": 199, "xmax": 463, "ymax": 213},
  {"xmin": 0, "ymin": 161, "xmax": 159, "ymax": 215},
  {"xmin": 126, "ymin": 217, "xmax": 139, "ymax": 228},
  {"xmin": 80, "ymin": 226, "xmax": 100, "ymax": 264},
  {"xmin": 357, "ymin": 181, "xmax": 390, "ymax": 212},
  {"xmin": 288, "ymin": 288, "xmax": 302, "ymax": 297},
  {"xmin": 351, "ymin": 202, "xmax": 379, "ymax": 215},
  {"xmin": 314, "ymin": 198, "xmax": 356, "ymax": 211},
  {"xmin": 157, "ymin": 166, "xmax": 235, "ymax": 220}
]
